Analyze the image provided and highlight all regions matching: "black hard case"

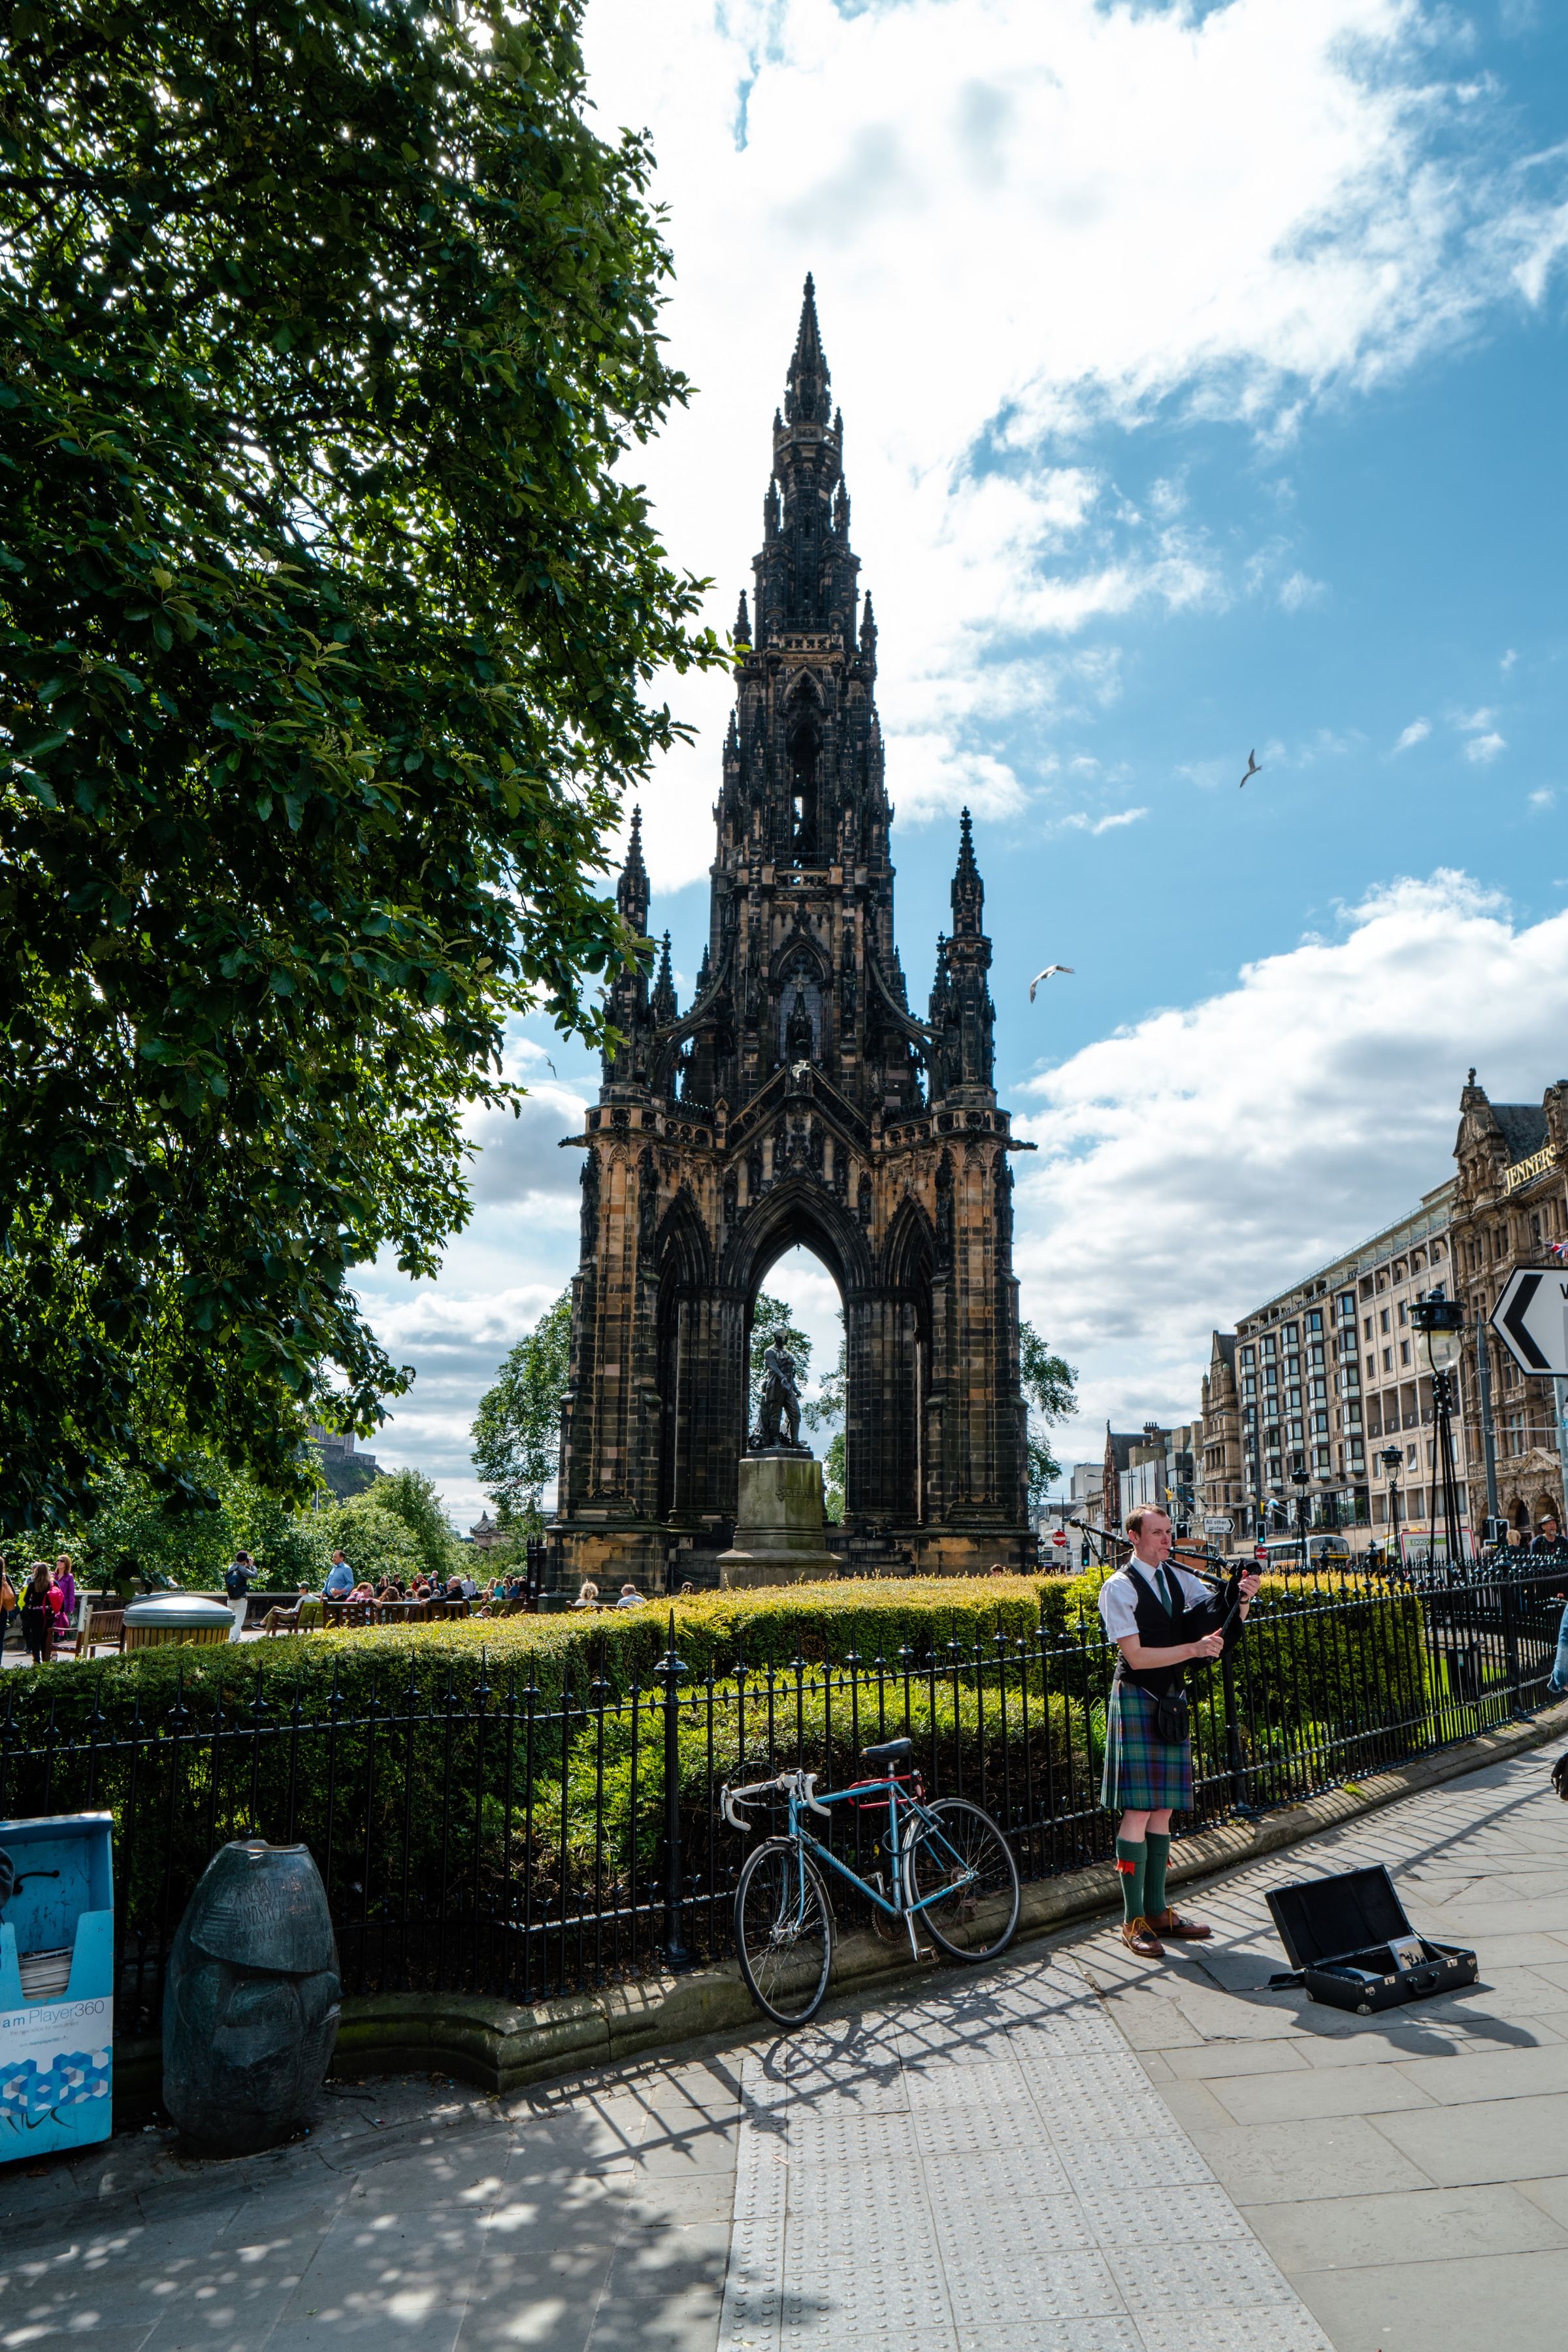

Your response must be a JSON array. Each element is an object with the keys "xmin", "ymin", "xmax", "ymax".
[{"xmin": 1265, "ymin": 1865, "xmax": 1478, "ymax": 2013}]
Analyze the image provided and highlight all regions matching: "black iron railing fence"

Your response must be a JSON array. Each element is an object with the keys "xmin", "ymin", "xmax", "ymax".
[{"xmin": 0, "ymin": 1565, "xmax": 1560, "ymax": 2034}]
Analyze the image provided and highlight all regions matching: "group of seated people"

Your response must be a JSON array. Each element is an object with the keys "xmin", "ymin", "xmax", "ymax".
[
  {"xmin": 318, "ymin": 1551, "xmax": 537, "ymax": 1619},
  {"xmin": 571, "ymin": 1579, "xmax": 652, "ymax": 1612}
]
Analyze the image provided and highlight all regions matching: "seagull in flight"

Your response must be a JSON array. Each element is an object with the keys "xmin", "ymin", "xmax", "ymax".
[
  {"xmin": 1239, "ymin": 749, "xmax": 1262, "ymax": 787},
  {"xmin": 1028, "ymin": 964, "xmax": 1074, "ymax": 1002}
]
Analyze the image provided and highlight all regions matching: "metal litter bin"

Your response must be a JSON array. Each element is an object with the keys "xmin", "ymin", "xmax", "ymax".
[{"xmin": 123, "ymin": 1594, "xmax": 234, "ymax": 1650}]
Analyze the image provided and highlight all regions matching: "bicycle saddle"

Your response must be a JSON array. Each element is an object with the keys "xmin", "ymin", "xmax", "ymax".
[{"xmin": 860, "ymin": 1737, "xmax": 913, "ymax": 1769}]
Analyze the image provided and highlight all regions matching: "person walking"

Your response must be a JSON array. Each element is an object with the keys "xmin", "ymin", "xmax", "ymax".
[
  {"xmin": 0, "ymin": 1558, "xmax": 15, "ymax": 1662},
  {"xmin": 223, "ymin": 1549, "xmax": 255, "ymax": 1642},
  {"xmin": 1099, "ymin": 1505, "xmax": 1260, "ymax": 1958},
  {"xmin": 20, "ymin": 1562, "xmax": 54, "ymax": 1666}
]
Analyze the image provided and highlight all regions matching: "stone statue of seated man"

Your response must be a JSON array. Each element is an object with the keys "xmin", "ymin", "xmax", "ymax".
[{"xmin": 755, "ymin": 1337, "xmax": 806, "ymax": 1450}]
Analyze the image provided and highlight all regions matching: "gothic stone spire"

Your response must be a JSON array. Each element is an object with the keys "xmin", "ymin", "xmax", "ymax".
[
  {"xmin": 559, "ymin": 280, "xmax": 1029, "ymax": 1593},
  {"xmin": 785, "ymin": 272, "xmax": 831, "ymax": 427},
  {"xmin": 617, "ymin": 804, "xmax": 649, "ymax": 939}
]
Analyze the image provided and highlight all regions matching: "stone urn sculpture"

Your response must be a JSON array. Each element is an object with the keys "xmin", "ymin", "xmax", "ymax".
[{"xmin": 162, "ymin": 1838, "xmax": 340, "ymax": 2154}]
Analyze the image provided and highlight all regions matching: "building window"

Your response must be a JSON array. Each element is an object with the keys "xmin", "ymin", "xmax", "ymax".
[
  {"xmin": 1364, "ymin": 1316, "xmax": 1373, "ymax": 1340},
  {"xmin": 1380, "ymin": 1308, "xmax": 1390, "ymax": 1334},
  {"xmin": 1400, "ymin": 1339, "xmax": 1411, "ymax": 1365},
  {"xmin": 1366, "ymin": 1353, "xmax": 1376, "ymax": 1378},
  {"xmin": 1382, "ymin": 1348, "xmax": 1392, "ymax": 1372}
]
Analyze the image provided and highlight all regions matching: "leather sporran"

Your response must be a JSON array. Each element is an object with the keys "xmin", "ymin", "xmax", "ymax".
[{"xmin": 1153, "ymin": 1691, "xmax": 1190, "ymax": 1744}]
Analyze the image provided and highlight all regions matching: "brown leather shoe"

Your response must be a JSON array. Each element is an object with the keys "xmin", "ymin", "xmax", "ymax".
[
  {"xmin": 1121, "ymin": 1916, "xmax": 1166, "ymax": 1958},
  {"xmin": 1149, "ymin": 1908, "xmax": 1212, "ymax": 1940}
]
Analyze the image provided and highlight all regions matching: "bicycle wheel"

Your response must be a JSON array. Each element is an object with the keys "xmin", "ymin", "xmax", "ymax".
[
  {"xmin": 734, "ymin": 1838, "xmax": 834, "ymax": 2025},
  {"xmin": 904, "ymin": 1798, "xmax": 1021, "ymax": 1961}
]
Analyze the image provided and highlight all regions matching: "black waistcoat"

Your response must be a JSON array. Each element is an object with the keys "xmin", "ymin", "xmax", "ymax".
[{"xmin": 1113, "ymin": 1566, "xmax": 1225, "ymax": 1697}]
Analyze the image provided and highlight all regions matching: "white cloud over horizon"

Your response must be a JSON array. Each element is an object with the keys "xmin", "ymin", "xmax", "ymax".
[{"xmin": 1013, "ymin": 870, "xmax": 1568, "ymax": 1475}]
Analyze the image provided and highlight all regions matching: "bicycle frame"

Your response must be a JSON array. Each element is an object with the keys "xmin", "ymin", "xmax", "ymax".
[{"xmin": 774, "ymin": 1771, "xmax": 977, "ymax": 1929}]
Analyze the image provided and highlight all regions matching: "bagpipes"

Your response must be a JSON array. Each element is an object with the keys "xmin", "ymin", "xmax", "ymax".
[{"xmin": 1066, "ymin": 1520, "xmax": 1254, "ymax": 1638}]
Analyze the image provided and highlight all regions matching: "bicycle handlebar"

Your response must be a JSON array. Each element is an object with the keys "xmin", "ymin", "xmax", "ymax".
[{"xmin": 719, "ymin": 1769, "xmax": 831, "ymax": 1831}]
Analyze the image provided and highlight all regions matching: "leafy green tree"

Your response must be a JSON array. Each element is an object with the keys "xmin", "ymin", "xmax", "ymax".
[
  {"xmin": 71, "ymin": 1458, "xmax": 330, "ymax": 1597},
  {"xmin": 368, "ymin": 1466, "xmax": 463, "ymax": 1586},
  {"xmin": 823, "ymin": 1429, "xmax": 846, "ymax": 1524},
  {"xmin": 0, "ymin": 0, "xmax": 720, "ymax": 1534},
  {"xmin": 472, "ymin": 1290, "xmax": 573, "ymax": 1531},
  {"xmin": 318, "ymin": 1495, "xmax": 423, "ymax": 1588},
  {"xmin": 1019, "ymin": 1322, "xmax": 1077, "ymax": 1509}
]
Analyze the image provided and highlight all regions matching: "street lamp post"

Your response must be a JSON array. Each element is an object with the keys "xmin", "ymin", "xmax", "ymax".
[
  {"xmin": 1290, "ymin": 1462, "xmax": 1311, "ymax": 1579},
  {"xmin": 1380, "ymin": 1445, "xmax": 1403, "ymax": 1575}
]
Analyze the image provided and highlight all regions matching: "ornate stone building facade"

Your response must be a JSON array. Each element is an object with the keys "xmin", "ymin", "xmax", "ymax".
[
  {"xmin": 1450, "ymin": 1071, "xmax": 1568, "ymax": 1533},
  {"xmin": 549, "ymin": 284, "xmax": 1031, "ymax": 1591}
]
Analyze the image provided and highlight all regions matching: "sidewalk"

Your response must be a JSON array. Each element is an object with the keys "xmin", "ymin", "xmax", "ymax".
[
  {"xmin": 1077, "ymin": 1746, "xmax": 1568, "ymax": 2352},
  {"xmin": 1, "ymin": 1742, "xmax": 1563, "ymax": 2350}
]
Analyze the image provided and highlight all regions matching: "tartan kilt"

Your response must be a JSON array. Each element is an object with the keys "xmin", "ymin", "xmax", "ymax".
[{"xmin": 1100, "ymin": 1676, "xmax": 1193, "ymax": 1813}]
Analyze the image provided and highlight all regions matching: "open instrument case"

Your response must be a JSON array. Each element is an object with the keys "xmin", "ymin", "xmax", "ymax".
[{"xmin": 1266, "ymin": 1863, "xmax": 1478, "ymax": 2014}]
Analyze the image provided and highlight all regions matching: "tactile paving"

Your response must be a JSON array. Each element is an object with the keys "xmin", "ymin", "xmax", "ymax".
[
  {"xmin": 1077, "ymin": 2180, "xmax": 1252, "ymax": 2246},
  {"xmin": 715, "ymin": 1953, "xmax": 1333, "ymax": 2352},
  {"xmin": 1107, "ymin": 2233, "xmax": 1298, "ymax": 2313}
]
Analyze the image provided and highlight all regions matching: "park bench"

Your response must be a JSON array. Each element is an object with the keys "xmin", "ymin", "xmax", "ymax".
[{"xmin": 74, "ymin": 1605, "xmax": 126, "ymax": 1658}]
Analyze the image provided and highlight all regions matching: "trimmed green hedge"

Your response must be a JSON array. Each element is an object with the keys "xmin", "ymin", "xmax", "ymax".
[{"xmin": 0, "ymin": 1573, "xmax": 1431, "ymax": 2000}]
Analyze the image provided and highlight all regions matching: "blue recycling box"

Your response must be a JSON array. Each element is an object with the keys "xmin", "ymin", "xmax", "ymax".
[{"xmin": 0, "ymin": 1812, "xmax": 114, "ymax": 2161}]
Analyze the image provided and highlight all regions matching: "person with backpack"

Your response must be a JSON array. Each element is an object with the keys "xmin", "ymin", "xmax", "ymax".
[
  {"xmin": 223, "ymin": 1550, "xmax": 255, "ymax": 1641},
  {"xmin": 1098, "ymin": 1505, "xmax": 1260, "ymax": 1958}
]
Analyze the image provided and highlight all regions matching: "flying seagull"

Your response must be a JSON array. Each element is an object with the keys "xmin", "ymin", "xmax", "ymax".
[
  {"xmin": 1239, "ymin": 749, "xmax": 1262, "ymax": 787},
  {"xmin": 1028, "ymin": 964, "xmax": 1074, "ymax": 1002}
]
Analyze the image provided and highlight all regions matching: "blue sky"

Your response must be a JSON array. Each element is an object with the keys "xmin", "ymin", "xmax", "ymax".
[{"xmin": 355, "ymin": 0, "xmax": 1568, "ymax": 1522}]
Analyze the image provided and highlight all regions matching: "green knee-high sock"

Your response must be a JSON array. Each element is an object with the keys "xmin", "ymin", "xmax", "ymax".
[
  {"xmin": 1115, "ymin": 1837, "xmax": 1147, "ymax": 1924},
  {"xmin": 1144, "ymin": 1832, "xmax": 1171, "ymax": 1921}
]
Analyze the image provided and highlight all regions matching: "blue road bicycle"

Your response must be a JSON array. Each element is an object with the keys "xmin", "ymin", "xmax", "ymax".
[{"xmin": 721, "ymin": 1736, "xmax": 1021, "ymax": 2025}]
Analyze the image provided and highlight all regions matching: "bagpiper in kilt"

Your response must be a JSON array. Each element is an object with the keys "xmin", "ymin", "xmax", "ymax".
[{"xmin": 1097, "ymin": 1505, "xmax": 1260, "ymax": 1960}]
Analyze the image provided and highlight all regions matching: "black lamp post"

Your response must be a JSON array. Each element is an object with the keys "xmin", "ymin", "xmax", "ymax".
[
  {"xmin": 1380, "ymin": 1445, "xmax": 1404, "ymax": 1573},
  {"xmin": 1290, "ymin": 1460, "xmax": 1311, "ymax": 1578}
]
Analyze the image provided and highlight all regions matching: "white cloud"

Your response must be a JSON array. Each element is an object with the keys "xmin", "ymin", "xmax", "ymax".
[
  {"xmin": 1011, "ymin": 870, "xmax": 1568, "ymax": 1468},
  {"xmin": 1530, "ymin": 789, "xmax": 1556, "ymax": 811},
  {"xmin": 1393, "ymin": 717, "xmax": 1431, "ymax": 752},
  {"xmin": 1465, "ymin": 731, "xmax": 1507, "ymax": 764},
  {"xmin": 1278, "ymin": 570, "xmax": 1329, "ymax": 612},
  {"xmin": 579, "ymin": 0, "xmax": 1568, "ymax": 883},
  {"xmin": 1054, "ymin": 806, "xmax": 1149, "ymax": 837},
  {"xmin": 466, "ymin": 1083, "xmax": 589, "ymax": 1209}
]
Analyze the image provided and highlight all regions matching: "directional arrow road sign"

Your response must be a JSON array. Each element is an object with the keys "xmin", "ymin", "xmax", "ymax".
[{"xmin": 1492, "ymin": 1267, "xmax": 1568, "ymax": 1377}]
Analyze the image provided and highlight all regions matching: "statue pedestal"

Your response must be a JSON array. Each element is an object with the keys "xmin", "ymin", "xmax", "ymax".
[{"xmin": 717, "ymin": 1452, "xmax": 838, "ymax": 1587}]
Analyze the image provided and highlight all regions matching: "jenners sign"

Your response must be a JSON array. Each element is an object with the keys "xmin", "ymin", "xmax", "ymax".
[{"xmin": 1504, "ymin": 1145, "xmax": 1556, "ymax": 1194}]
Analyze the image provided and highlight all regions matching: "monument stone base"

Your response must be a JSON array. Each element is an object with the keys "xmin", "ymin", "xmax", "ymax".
[{"xmin": 717, "ymin": 1452, "xmax": 838, "ymax": 1588}]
